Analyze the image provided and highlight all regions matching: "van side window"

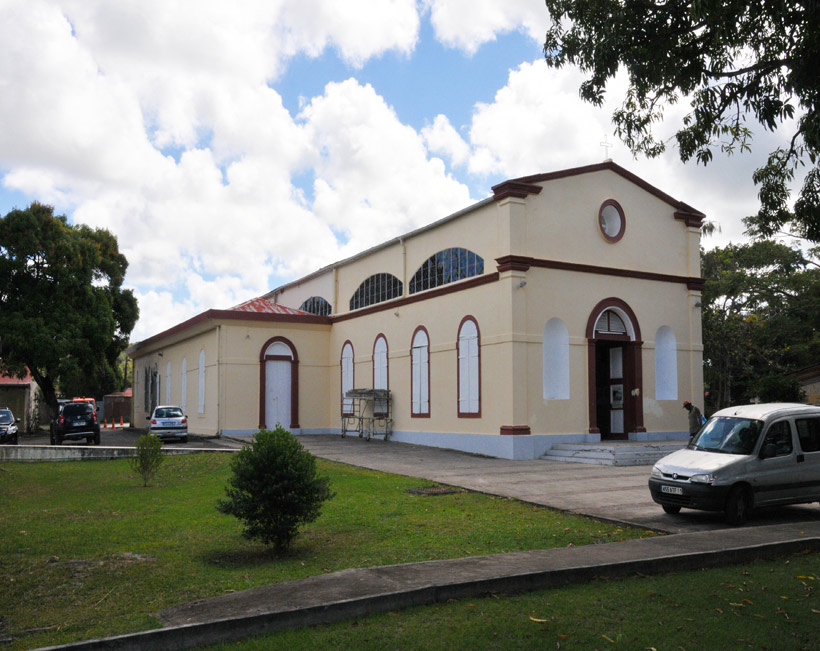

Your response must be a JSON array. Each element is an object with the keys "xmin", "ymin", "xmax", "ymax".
[
  {"xmin": 763, "ymin": 421, "xmax": 793, "ymax": 457},
  {"xmin": 796, "ymin": 418, "xmax": 820, "ymax": 453}
]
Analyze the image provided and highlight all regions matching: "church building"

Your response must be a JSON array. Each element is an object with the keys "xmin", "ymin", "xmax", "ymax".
[{"xmin": 127, "ymin": 161, "xmax": 705, "ymax": 459}]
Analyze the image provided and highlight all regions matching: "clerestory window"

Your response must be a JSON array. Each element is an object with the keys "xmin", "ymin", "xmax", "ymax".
[
  {"xmin": 350, "ymin": 273, "xmax": 403, "ymax": 310},
  {"xmin": 409, "ymin": 248, "xmax": 484, "ymax": 294}
]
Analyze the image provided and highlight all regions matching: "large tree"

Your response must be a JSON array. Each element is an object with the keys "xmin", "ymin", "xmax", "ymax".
[
  {"xmin": 543, "ymin": 0, "xmax": 820, "ymax": 243},
  {"xmin": 0, "ymin": 203, "xmax": 138, "ymax": 416},
  {"xmin": 701, "ymin": 240, "xmax": 820, "ymax": 412}
]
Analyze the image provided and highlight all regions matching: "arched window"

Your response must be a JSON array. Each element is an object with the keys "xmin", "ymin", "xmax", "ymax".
[
  {"xmin": 180, "ymin": 358, "xmax": 187, "ymax": 412},
  {"xmin": 165, "ymin": 362, "xmax": 172, "ymax": 404},
  {"xmin": 350, "ymin": 273, "xmax": 403, "ymax": 310},
  {"xmin": 594, "ymin": 310, "xmax": 628, "ymax": 336},
  {"xmin": 341, "ymin": 342, "xmax": 354, "ymax": 415},
  {"xmin": 409, "ymin": 248, "xmax": 484, "ymax": 294},
  {"xmin": 299, "ymin": 296, "xmax": 332, "ymax": 316},
  {"xmin": 543, "ymin": 318, "xmax": 570, "ymax": 400},
  {"xmin": 457, "ymin": 317, "xmax": 480, "ymax": 416},
  {"xmin": 373, "ymin": 335, "xmax": 388, "ymax": 415},
  {"xmin": 411, "ymin": 327, "xmax": 430, "ymax": 417},
  {"xmin": 198, "ymin": 349, "xmax": 205, "ymax": 414},
  {"xmin": 655, "ymin": 326, "xmax": 678, "ymax": 400}
]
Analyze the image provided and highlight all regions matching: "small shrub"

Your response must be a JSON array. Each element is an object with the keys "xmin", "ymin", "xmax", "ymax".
[
  {"xmin": 217, "ymin": 426, "xmax": 334, "ymax": 553},
  {"xmin": 129, "ymin": 434, "xmax": 164, "ymax": 487}
]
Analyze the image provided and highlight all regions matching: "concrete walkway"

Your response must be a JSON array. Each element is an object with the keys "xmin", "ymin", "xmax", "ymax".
[
  {"xmin": 39, "ymin": 434, "xmax": 820, "ymax": 651},
  {"xmin": 297, "ymin": 434, "xmax": 820, "ymax": 534}
]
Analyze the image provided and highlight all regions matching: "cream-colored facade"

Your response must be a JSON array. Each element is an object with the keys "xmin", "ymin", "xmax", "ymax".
[{"xmin": 128, "ymin": 162, "xmax": 705, "ymax": 459}]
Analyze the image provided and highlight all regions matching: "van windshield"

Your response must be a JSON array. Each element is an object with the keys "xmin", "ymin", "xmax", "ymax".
[{"xmin": 690, "ymin": 417, "xmax": 763, "ymax": 455}]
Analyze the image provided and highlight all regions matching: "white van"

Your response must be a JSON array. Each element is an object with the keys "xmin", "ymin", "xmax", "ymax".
[{"xmin": 649, "ymin": 403, "xmax": 820, "ymax": 525}]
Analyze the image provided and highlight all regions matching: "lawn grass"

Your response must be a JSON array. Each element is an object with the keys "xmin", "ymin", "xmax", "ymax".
[
  {"xmin": 209, "ymin": 551, "xmax": 820, "ymax": 650},
  {"xmin": 0, "ymin": 454, "xmax": 652, "ymax": 649}
]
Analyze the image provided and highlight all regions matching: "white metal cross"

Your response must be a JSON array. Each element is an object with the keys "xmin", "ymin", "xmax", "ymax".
[{"xmin": 600, "ymin": 135, "xmax": 612, "ymax": 160}]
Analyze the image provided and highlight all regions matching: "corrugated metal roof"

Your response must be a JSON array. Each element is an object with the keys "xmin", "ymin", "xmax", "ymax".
[{"xmin": 229, "ymin": 297, "xmax": 310, "ymax": 316}]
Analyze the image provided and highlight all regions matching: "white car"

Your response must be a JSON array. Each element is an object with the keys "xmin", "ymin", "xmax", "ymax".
[
  {"xmin": 149, "ymin": 405, "xmax": 188, "ymax": 443},
  {"xmin": 649, "ymin": 403, "xmax": 820, "ymax": 525}
]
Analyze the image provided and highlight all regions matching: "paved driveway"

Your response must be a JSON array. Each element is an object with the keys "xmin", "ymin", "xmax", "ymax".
[{"xmin": 297, "ymin": 435, "xmax": 820, "ymax": 534}]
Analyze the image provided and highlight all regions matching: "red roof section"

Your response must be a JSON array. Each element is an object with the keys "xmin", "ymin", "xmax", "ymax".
[
  {"xmin": 229, "ymin": 297, "xmax": 310, "ymax": 316},
  {"xmin": 0, "ymin": 370, "xmax": 34, "ymax": 385}
]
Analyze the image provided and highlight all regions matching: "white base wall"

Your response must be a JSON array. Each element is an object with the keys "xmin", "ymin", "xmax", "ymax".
[{"xmin": 220, "ymin": 428, "xmax": 690, "ymax": 460}]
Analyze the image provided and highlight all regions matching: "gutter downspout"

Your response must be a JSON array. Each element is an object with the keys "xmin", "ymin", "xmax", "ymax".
[{"xmin": 217, "ymin": 325, "xmax": 223, "ymax": 438}]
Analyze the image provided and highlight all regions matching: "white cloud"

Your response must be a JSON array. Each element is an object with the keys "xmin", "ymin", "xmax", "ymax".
[
  {"xmin": 461, "ymin": 58, "xmax": 801, "ymax": 249},
  {"xmin": 0, "ymin": 0, "xmax": 802, "ymax": 351},
  {"xmin": 422, "ymin": 114, "xmax": 470, "ymax": 167},
  {"xmin": 426, "ymin": 0, "xmax": 547, "ymax": 54},
  {"xmin": 299, "ymin": 79, "xmax": 472, "ymax": 255}
]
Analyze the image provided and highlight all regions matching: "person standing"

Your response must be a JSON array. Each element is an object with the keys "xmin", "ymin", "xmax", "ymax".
[{"xmin": 683, "ymin": 401, "xmax": 703, "ymax": 440}]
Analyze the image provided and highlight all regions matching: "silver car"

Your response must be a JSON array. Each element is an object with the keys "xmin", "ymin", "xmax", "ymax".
[{"xmin": 149, "ymin": 405, "xmax": 188, "ymax": 443}]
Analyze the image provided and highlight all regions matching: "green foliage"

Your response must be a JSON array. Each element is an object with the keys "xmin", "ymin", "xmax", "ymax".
[
  {"xmin": 129, "ymin": 434, "xmax": 164, "ymax": 487},
  {"xmin": 543, "ymin": 0, "xmax": 820, "ymax": 243},
  {"xmin": 0, "ymin": 202, "xmax": 139, "ymax": 415},
  {"xmin": 701, "ymin": 241, "xmax": 818, "ymax": 411},
  {"xmin": 218, "ymin": 427, "xmax": 334, "ymax": 553}
]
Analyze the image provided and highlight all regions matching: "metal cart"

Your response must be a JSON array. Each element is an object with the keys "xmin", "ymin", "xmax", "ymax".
[{"xmin": 341, "ymin": 388, "xmax": 392, "ymax": 440}]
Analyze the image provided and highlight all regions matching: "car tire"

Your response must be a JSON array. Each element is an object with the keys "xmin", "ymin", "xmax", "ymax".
[
  {"xmin": 180, "ymin": 436, "xmax": 188, "ymax": 444},
  {"xmin": 662, "ymin": 504, "xmax": 681, "ymax": 515},
  {"xmin": 94, "ymin": 431, "xmax": 100, "ymax": 445},
  {"xmin": 86, "ymin": 437, "xmax": 93, "ymax": 445},
  {"xmin": 725, "ymin": 486, "xmax": 751, "ymax": 526}
]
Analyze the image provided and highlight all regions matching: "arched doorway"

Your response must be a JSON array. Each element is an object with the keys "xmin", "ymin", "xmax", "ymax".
[
  {"xmin": 259, "ymin": 337, "xmax": 300, "ymax": 431},
  {"xmin": 585, "ymin": 299, "xmax": 645, "ymax": 440}
]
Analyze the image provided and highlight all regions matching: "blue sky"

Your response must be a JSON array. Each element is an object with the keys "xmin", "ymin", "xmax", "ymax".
[{"xmin": 0, "ymin": 1, "xmax": 782, "ymax": 342}]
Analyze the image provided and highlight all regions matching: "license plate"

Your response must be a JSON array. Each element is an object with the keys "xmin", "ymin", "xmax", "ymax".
[
  {"xmin": 162, "ymin": 421, "xmax": 175, "ymax": 427},
  {"xmin": 661, "ymin": 485, "xmax": 683, "ymax": 495},
  {"xmin": 75, "ymin": 419, "xmax": 85, "ymax": 425}
]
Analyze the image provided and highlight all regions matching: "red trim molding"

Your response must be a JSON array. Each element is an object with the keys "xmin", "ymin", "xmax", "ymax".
[
  {"xmin": 585, "ymin": 299, "xmax": 645, "ymax": 437},
  {"xmin": 585, "ymin": 297, "xmax": 643, "ymax": 341},
  {"xmin": 500, "ymin": 425, "xmax": 531, "ymax": 436},
  {"xmin": 509, "ymin": 161, "xmax": 706, "ymax": 220},
  {"xmin": 496, "ymin": 255, "xmax": 704, "ymax": 290},
  {"xmin": 332, "ymin": 272, "xmax": 500, "ymax": 323},
  {"xmin": 258, "ymin": 336, "xmax": 300, "ymax": 430},
  {"xmin": 372, "ymin": 334, "xmax": 389, "ymax": 416},
  {"xmin": 456, "ymin": 316, "xmax": 481, "ymax": 419},
  {"xmin": 491, "ymin": 180, "xmax": 543, "ymax": 201},
  {"xmin": 495, "ymin": 255, "xmax": 531, "ymax": 273},
  {"xmin": 340, "ymin": 341, "xmax": 355, "ymax": 416},
  {"xmin": 410, "ymin": 325, "xmax": 431, "ymax": 418},
  {"xmin": 129, "ymin": 309, "xmax": 329, "ymax": 355},
  {"xmin": 598, "ymin": 199, "xmax": 626, "ymax": 243},
  {"xmin": 674, "ymin": 210, "xmax": 705, "ymax": 228}
]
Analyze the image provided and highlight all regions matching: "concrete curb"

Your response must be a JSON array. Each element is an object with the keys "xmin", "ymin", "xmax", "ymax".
[
  {"xmin": 36, "ymin": 523, "xmax": 820, "ymax": 651},
  {"xmin": 0, "ymin": 445, "xmax": 234, "ymax": 462}
]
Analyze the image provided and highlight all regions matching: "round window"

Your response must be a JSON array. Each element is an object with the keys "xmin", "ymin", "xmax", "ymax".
[{"xmin": 598, "ymin": 200, "xmax": 625, "ymax": 242}]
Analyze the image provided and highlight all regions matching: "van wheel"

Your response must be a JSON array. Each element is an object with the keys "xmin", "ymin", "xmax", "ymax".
[
  {"xmin": 662, "ymin": 505, "xmax": 681, "ymax": 515},
  {"xmin": 725, "ymin": 487, "xmax": 750, "ymax": 526}
]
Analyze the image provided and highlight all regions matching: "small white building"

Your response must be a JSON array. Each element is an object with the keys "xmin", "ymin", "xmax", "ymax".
[{"xmin": 128, "ymin": 161, "xmax": 705, "ymax": 459}]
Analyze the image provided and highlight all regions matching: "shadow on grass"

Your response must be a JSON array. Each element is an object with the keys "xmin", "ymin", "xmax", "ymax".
[{"xmin": 199, "ymin": 545, "xmax": 305, "ymax": 569}]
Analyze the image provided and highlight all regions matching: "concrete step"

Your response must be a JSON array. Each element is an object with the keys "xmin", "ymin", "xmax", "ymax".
[{"xmin": 541, "ymin": 442, "xmax": 686, "ymax": 466}]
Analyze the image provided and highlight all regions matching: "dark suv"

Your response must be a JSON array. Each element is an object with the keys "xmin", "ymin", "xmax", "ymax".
[
  {"xmin": 51, "ymin": 402, "xmax": 100, "ymax": 445},
  {"xmin": 0, "ymin": 408, "xmax": 19, "ymax": 444}
]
